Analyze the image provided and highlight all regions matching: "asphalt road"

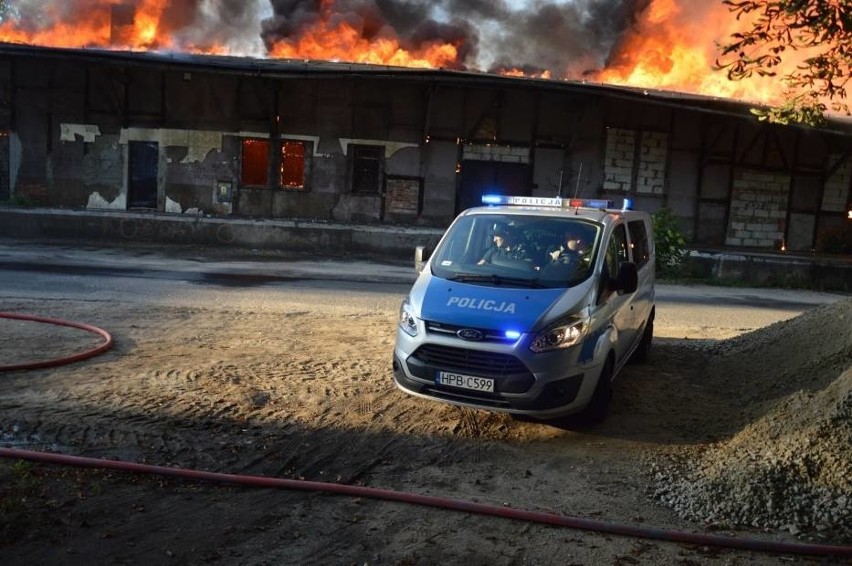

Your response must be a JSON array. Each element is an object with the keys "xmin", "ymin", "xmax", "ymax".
[{"xmin": 0, "ymin": 239, "xmax": 846, "ymax": 338}]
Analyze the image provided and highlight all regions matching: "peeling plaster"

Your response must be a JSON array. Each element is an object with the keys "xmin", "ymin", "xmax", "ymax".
[
  {"xmin": 87, "ymin": 191, "xmax": 126, "ymax": 210},
  {"xmin": 165, "ymin": 196, "xmax": 203, "ymax": 216},
  {"xmin": 339, "ymin": 138, "xmax": 418, "ymax": 158},
  {"xmin": 60, "ymin": 124, "xmax": 101, "ymax": 143},
  {"xmin": 165, "ymin": 196, "xmax": 182, "ymax": 213},
  {"xmin": 118, "ymin": 128, "xmax": 224, "ymax": 164}
]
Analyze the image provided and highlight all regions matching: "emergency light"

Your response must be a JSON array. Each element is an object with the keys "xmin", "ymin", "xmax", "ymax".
[
  {"xmin": 481, "ymin": 194, "xmax": 631, "ymax": 211},
  {"xmin": 566, "ymin": 198, "xmax": 615, "ymax": 209}
]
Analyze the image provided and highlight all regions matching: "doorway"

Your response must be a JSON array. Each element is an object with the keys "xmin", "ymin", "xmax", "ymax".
[
  {"xmin": 128, "ymin": 141, "xmax": 159, "ymax": 209},
  {"xmin": 457, "ymin": 160, "xmax": 530, "ymax": 213}
]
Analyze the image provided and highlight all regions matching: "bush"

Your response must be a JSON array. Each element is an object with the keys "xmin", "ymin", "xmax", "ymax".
[{"xmin": 652, "ymin": 207, "xmax": 688, "ymax": 277}]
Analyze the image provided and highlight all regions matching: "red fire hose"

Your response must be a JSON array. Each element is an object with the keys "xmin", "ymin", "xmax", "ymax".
[
  {"xmin": 0, "ymin": 315, "xmax": 848, "ymax": 558},
  {"xmin": 0, "ymin": 312, "xmax": 113, "ymax": 371},
  {"xmin": 0, "ymin": 447, "xmax": 849, "ymax": 559}
]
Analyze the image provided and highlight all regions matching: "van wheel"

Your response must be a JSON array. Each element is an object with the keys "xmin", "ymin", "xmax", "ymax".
[
  {"xmin": 631, "ymin": 314, "xmax": 654, "ymax": 363},
  {"xmin": 579, "ymin": 358, "xmax": 613, "ymax": 424}
]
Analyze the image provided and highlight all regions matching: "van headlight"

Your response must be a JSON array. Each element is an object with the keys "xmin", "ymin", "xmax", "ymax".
[
  {"xmin": 529, "ymin": 314, "xmax": 589, "ymax": 353},
  {"xmin": 398, "ymin": 297, "xmax": 419, "ymax": 337}
]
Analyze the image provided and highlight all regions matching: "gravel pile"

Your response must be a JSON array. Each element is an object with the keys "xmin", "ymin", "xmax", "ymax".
[{"xmin": 649, "ymin": 297, "xmax": 852, "ymax": 541}]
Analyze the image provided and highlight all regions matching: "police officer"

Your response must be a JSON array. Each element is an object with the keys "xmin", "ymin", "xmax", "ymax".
[{"xmin": 478, "ymin": 224, "xmax": 530, "ymax": 265}]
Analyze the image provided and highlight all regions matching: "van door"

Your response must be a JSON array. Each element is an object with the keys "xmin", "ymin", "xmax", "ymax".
[
  {"xmin": 627, "ymin": 218, "xmax": 654, "ymax": 334},
  {"xmin": 597, "ymin": 223, "xmax": 637, "ymax": 364}
]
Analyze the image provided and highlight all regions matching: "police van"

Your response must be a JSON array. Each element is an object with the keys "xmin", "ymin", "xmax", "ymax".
[{"xmin": 392, "ymin": 195, "xmax": 655, "ymax": 422}]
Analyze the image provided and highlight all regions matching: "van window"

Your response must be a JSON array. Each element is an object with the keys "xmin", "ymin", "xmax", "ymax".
[
  {"xmin": 430, "ymin": 214, "xmax": 602, "ymax": 289},
  {"xmin": 599, "ymin": 224, "xmax": 629, "ymax": 301},
  {"xmin": 628, "ymin": 220, "xmax": 650, "ymax": 269}
]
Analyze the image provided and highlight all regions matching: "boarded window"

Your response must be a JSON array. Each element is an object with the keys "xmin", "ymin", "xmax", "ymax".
[
  {"xmin": 352, "ymin": 145, "xmax": 383, "ymax": 194},
  {"xmin": 280, "ymin": 141, "xmax": 307, "ymax": 189},
  {"xmin": 241, "ymin": 139, "xmax": 269, "ymax": 186}
]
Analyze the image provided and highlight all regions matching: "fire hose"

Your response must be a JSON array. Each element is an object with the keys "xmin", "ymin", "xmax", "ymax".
[
  {"xmin": 0, "ymin": 447, "xmax": 849, "ymax": 559},
  {"xmin": 0, "ymin": 312, "xmax": 114, "ymax": 371},
  {"xmin": 0, "ymin": 315, "xmax": 848, "ymax": 558}
]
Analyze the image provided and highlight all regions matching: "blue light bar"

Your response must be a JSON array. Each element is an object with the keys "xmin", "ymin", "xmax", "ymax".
[
  {"xmin": 481, "ymin": 194, "xmax": 504, "ymax": 205},
  {"xmin": 622, "ymin": 198, "xmax": 634, "ymax": 211},
  {"xmin": 504, "ymin": 330, "xmax": 521, "ymax": 340}
]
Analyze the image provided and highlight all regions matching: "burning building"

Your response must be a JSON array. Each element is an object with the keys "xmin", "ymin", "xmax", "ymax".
[{"xmin": 0, "ymin": 0, "xmax": 849, "ymax": 253}]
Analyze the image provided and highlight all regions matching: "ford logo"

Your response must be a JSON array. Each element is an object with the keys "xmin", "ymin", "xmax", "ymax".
[{"xmin": 457, "ymin": 328, "xmax": 484, "ymax": 341}]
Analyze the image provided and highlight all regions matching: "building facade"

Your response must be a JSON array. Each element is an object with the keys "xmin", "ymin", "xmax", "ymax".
[{"xmin": 0, "ymin": 44, "xmax": 850, "ymax": 254}]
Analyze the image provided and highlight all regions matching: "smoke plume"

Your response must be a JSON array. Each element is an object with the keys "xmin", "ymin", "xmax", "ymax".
[{"xmin": 259, "ymin": 0, "xmax": 648, "ymax": 75}]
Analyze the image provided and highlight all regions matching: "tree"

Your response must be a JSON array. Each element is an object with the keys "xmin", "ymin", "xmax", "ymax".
[{"xmin": 716, "ymin": 0, "xmax": 851, "ymax": 125}]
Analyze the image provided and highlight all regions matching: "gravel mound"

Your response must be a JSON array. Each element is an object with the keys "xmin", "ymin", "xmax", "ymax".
[{"xmin": 650, "ymin": 297, "xmax": 852, "ymax": 541}]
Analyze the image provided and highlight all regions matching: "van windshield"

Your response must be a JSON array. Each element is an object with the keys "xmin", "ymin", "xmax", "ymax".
[{"xmin": 430, "ymin": 214, "xmax": 601, "ymax": 289}]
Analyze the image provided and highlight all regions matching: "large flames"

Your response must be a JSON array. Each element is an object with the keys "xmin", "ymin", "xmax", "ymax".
[
  {"xmin": 0, "ymin": 1, "xmax": 176, "ymax": 52},
  {"xmin": 0, "ymin": 0, "xmax": 824, "ymax": 107},
  {"xmin": 595, "ymin": 0, "xmax": 817, "ymax": 106}
]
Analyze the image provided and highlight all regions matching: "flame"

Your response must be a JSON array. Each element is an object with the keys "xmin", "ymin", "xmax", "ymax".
[
  {"xmin": 0, "ymin": 0, "xmax": 229, "ymax": 53},
  {"xmin": 265, "ymin": 1, "xmax": 460, "ymax": 68},
  {"xmin": 500, "ymin": 69, "xmax": 552, "ymax": 80},
  {"xmin": 593, "ymin": 0, "xmax": 820, "ymax": 107},
  {"xmin": 268, "ymin": 26, "xmax": 458, "ymax": 69},
  {"xmin": 0, "ymin": 0, "xmax": 834, "ymax": 109}
]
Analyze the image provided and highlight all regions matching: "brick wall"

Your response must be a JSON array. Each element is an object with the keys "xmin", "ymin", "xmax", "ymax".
[
  {"xmin": 637, "ymin": 132, "xmax": 667, "ymax": 195},
  {"xmin": 726, "ymin": 169, "xmax": 789, "ymax": 248},
  {"xmin": 602, "ymin": 128, "xmax": 634, "ymax": 192},
  {"xmin": 822, "ymin": 154, "xmax": 851, "ymax": 212},
  {"xmin": 462, "ymin": 143, "xmax": 530, "ymax": 164},
  {"xmin": 602, "ymin": 128, "xmax": 668, "ymax": 194}
]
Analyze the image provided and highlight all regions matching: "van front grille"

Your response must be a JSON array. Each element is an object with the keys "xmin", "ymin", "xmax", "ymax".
[
  {"xmin": 411, "ymin": 344, "xmax": 528, "ymax": 377},
  {"xmin": 425, "ymin": 321, "xmax": 514, "ymax": 343}
]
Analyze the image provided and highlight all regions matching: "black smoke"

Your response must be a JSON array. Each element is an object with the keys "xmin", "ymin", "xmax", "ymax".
[
  {"xmin": 2, "ymin": 0, "xmax": 652, "ymax": 76},
  {"xmin": 260, "ymin": 0, "xmax": 650, "ymax": 76}
]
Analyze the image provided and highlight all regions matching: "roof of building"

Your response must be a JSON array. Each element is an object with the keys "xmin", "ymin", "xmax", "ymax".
[{"xmin": 1, "ymin": 41, "xmax": 849, "ymax": 133}]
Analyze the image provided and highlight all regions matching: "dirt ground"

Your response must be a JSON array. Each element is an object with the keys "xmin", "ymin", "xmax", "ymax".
[{"xmin": 0, "ymin": 288, "xmax": 849, "ymax": 565}]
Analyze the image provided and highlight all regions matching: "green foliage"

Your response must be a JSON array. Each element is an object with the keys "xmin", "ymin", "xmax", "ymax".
[
  {"xmin": 716, "ymin": 0, "xmax": 850, "ymax": 125},
  {"xmin": 652, "ymin": 207, "xmax": 688, "ymax": 277}
]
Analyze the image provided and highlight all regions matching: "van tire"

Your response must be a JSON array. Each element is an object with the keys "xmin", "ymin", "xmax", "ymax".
[
  {"xmin": 579, "ymin": 357, "xmax": 613, "ymax": 423},
  {"xmin": 631, "ymin": 313, "xmax": 654, "ymax": 363}
]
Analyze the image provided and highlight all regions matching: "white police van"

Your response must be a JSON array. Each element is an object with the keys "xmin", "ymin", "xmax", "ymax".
[{"xmin": 392, "ymin": 195, "xmax": 655, "ymax": 422}]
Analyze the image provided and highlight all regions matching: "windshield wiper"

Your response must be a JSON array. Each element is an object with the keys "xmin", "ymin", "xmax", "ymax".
[{"xmin": 448, "ymin": 273, "xmax": 546, "ymax": 288}]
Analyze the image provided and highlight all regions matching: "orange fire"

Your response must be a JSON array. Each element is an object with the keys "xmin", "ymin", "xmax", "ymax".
[
  {"xmin": 0, "ymin": 0, "xmax": 229, "ymax": 53},
  {"xmin": 593, "ymin": 0, "xmax": 820, "ymax": 107},
  {"xmin": 267, "ymin": 20, "xmax": 460, "ymax": 69},
  {"xmin": 0, "ymin": 0, "xmax": 828, "ymax": 107},
  {"xmin": 501, "ymin": 69, "xmax": 552, "ymax": 80}
]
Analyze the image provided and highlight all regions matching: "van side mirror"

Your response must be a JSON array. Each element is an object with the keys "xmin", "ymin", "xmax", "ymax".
[
  {"xmin": 414, "ymin": 246, "xmax": 432, "ymax": 273},
  {"xmin": 615, "ymin": 261, "xmax": 638, "ymax": 294}
]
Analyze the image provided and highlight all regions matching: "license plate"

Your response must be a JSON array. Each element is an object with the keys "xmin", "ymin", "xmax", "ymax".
[{"xmin": 436, "ymin": 371, "xmax": 494, "ymax": 393}]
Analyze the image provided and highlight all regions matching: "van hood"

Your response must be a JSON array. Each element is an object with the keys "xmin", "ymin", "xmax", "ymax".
[{"xmin": 415, "ymin": 276, "xmax": 583, "ymax": 332}]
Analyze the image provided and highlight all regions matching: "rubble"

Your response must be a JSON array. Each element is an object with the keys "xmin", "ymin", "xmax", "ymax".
[{"xmin": 649, "ymin": 298, "xmax": 852, "ymax": 542}]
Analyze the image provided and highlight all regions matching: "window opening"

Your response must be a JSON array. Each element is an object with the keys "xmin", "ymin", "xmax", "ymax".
[
  {"xmin": 352, "ymin": 146, "xmax": 382, "ymax": 194},
  {"xmin": 281, "ymin": 141, "xmax": 307, "ymax": 189},
  {"xmin": 241, "ymin": 138, "xmax": 269, "ymax": 186}
]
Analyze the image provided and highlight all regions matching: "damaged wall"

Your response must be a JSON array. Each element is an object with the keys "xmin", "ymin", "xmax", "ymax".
[{"xmin": 0, "ymin": 45, "xmax": 849, "ymax": 254}]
